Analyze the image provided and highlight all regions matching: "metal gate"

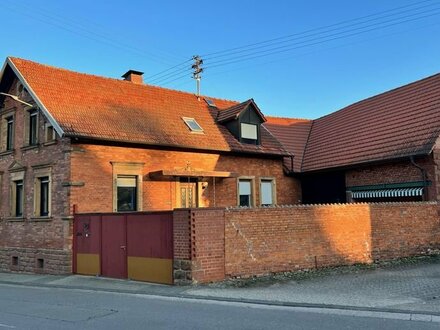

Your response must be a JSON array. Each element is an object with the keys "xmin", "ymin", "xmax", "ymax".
[{"xmin": 73, "ymin": 212, "xmax": 173, "ymax": 284}]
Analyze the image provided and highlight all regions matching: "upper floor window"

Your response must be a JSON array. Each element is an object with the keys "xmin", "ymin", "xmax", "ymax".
[
  {"xmin": 6, "ymin": 116, "xmax": 14, "ymax": 151},
  {"xmin": 182, "ymin": 117, "xmax": 204, "ymax": 133},
  {"xmin": 45, "ymin": 124, "xmax": 56, "ymax": 142},
  {"xmin": 29, "ymin": 110, "xmax": 38, "ymax": 145},
  {"xmin": 240, "ymin": 123, "xmax": 259, "ymax": 144}
]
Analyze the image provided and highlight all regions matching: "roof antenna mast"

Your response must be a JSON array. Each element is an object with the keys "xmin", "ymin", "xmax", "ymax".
[{"xmin": 192, "ymin": 55, "xmax": 203, "ymax": 100}]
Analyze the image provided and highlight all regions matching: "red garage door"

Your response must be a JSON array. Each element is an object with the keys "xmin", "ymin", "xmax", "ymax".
[{"xmin": 73, "ymin": 211, "xmax": 173, "ymax": 284}]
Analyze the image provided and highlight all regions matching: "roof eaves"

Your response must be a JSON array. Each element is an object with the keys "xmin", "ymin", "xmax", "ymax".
[
  {"xmin": 301, "ymin": 149, "xmax": 432, "ymax": 173},
  {"xmin": 6, "ymin": 57, "xmax": 65, "ymax": 137},
  {"xmin": 64, "ymin": 133, "xmax": 290, "ymax": 157}
]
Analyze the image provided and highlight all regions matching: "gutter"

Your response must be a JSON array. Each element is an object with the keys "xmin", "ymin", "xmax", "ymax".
[{"xmin": 410, "ymin": 156, "xmax": 427, "ymax": 201}]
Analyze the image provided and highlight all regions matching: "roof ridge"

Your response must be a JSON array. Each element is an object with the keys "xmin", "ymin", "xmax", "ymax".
[
  {"xmin": 265, "ymin": 115, "xmax": 312, "ymax": 122},
  {"xmin": 8, "ymin": 56, "xmax": 240, "ymax": 105}
]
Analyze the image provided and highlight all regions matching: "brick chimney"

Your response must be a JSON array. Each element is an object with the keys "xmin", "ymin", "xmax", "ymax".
[{"xmin": 122, "ymin": 70, "xmax": 144, "ymax": 84}]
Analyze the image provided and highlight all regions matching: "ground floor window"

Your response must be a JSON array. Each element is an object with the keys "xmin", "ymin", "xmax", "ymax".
[
  {"xmin": 33, "ymin": 166, "xmax": 52, "ymax": 218},
  {"xmin": 238, "ymin": 179, "xmax": 253, "ymax": 207},
  {"xmin": 260, "ymin": 178, "xmax": 276, "ymax": 206},
  {"xmin": 14, "ymin": 180, "xmax": 24, "ymax": 217},
  {"xmin": 38, "ymin": 177, "xmax": 50, "ymax": 216},
  {"xmin": 117, "ymin": 175, "xmax": 138, "ymax": 212}
]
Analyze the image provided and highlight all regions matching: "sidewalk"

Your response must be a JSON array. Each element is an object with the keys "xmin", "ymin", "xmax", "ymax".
[{"xmin": 1, "ymin": 257, "xmax": 439, "ymax": 316}]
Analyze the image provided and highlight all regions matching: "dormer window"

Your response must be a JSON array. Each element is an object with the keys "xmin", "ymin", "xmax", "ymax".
[
  {"xmin": 182, "ymin": 117, "xmax": 203, "ymax": 133},
  {"xmin": 217, "ymin": 99, "xmax": 265, "ymax": 146},
  {"xmin": 241, "ymin": 123, "xmax": 258, "ymax": 140}
]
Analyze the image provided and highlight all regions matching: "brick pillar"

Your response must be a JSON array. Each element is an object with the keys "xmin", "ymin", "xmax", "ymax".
[
  {"xmin": 173, "ymin": 209, "xmax": 192, "ymax": 284},
  {"xmin": 190, "ymin": 208, "xmax": 226, "ymax": 283}
]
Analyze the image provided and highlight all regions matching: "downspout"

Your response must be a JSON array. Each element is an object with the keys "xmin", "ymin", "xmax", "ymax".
[
  {"xmin": 290, "ymin": 155, "xmax": 294, "ymax": 173},
  {"xmin": 410, "ymin": 156, "xmax": 427, "ymax": 201}
]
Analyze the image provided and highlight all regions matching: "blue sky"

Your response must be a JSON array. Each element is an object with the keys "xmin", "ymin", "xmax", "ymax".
[{"xmin": 1, "ymin": 0, "xmax": 439, "ymax": 119}]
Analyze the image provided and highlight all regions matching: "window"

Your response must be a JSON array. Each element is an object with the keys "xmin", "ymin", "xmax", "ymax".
[
  {"xmin": 45, "ymin": 124, "xmax": 56, "ymax": 142},
  {"xmin": 39, "ymin": 176, "xmax": 49, "ymax": 216},
  {"xmin": 238, "ymin": 179, "xmax": 253, "ymax": 207},
  {"xmin": 182, "ymin": 117, "xmax": 203, "ymax": 133},
  {"xmin": 111, "ymin": 162, "xmax": 143, "ymax": 212},
  {"xmin": 204, "ymin": 98, "xmax": 216, "ymax": 107},
  {"xmin": 29, "ymin": 111, "xmax": 38, "ymax": 145},
  {"xmin": 117, "ymin": 175, "xmax": 137, "ymax": 212},
  {"xmin": 241, "ymin": 123, "xmax": 258, "ymax": 140},
  {"xmin": 14, "ymin": 180, "xmax": 24, "ymax": 217},
  {"xmin": 33, "ymin": 166, "xmax": 52, "ymax": 217},
  {"xmin": 260, "ymin": 179, "xmax": 276, "ymax": 206},
  {"xmin": 6, "ymin": 116, "xmax": 14, "ymax": 150}
]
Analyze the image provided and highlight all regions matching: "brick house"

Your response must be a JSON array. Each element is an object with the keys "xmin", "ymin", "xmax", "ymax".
[
  {"xmin": 265, "ymin": 72, "xmax": 440, "ymax": 204},
  {"xmin": 0, "ymin": 57, "xmax": 301, "ymax": 274}
]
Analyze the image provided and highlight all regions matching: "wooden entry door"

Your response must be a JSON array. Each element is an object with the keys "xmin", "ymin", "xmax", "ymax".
[{"xmin": 180, "ymin": 182, "xmax": 197, "ymax": 208}]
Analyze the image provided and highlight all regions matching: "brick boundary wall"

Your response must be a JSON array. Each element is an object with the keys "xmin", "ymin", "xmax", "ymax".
[{"xmin": 181, "ymin": 202, "xmax": 440, "ymax": 283}]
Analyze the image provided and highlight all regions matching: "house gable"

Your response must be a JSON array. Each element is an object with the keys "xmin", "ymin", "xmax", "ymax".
[{"xmin": 0, "ymin": 58, "xmax": 64, "ymax": 137}]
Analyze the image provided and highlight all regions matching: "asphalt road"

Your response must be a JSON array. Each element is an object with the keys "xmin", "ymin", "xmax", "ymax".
[{"xmin": 0, "ymin": 284, "xmax": 438, "ymax": 330}]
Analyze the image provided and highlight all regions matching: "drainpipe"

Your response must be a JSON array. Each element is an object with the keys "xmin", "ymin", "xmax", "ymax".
[
  {"xmin": 290, "ymin": 155, "xmax": 294, "ymax": 173},
  {"xmin": 410, "ymin": 156, "xmax": 427, "ymax": 201}
]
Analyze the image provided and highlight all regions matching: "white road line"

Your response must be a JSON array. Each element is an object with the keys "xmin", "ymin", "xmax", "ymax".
[{"xmin": 0, "ymin": 323, "xmax": 16, "ymax": 329}]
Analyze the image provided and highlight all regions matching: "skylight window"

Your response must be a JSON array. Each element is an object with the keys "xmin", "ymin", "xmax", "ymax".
[
  {"xmin": 182, "ymin": 117, "xmax": 204, "ymax": 133},
  {"xmin": 204, "ymin": 98, "xmax": 216, "ymax": 107}
]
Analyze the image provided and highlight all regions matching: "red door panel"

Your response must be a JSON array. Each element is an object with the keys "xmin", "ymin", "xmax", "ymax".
[{"xmin": 101, "ymin": 215, "xmax": 127, "ymax": 279}]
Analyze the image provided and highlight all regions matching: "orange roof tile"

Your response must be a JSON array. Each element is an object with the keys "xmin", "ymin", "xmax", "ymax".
[
  {"xmin": 264, "ymin": 117, "xmax": 312, "ymax": 172},
  {"xmin": 7, "ymin": 57, "xmax": 288, "ymax": 157},
  {"xmin": 265, "ymin": 74, "xmax": 440, "ymax": 172}
]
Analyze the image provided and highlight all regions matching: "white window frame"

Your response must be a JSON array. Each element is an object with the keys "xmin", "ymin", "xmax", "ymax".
[
  {"xmin": 237, "ymin": 177, "xmax": 255, "ymax": 207},
  {"xmin": 259, "ymin": 177, "xmax": 276, "ymax": 206},
  {"xmin": 240, "ymin": 123, "xmax": 258, "ymax": 140},
  {"xmin": 182, "ymin": 117, "xmax": 204, "ymax": 133}
]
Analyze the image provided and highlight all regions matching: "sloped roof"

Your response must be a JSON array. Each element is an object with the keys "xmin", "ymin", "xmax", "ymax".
[
  {"xmin": 217, "ymin": 99, "xmax": 266, "ymax": 123},
  {"xmin": 302, "ymin": 73, "xmax": 440, "ymax": 172},
  {"xmin": 5, "ymin": 57, "xmax": 288, "ymax": 157},
  {"xmin": 263, "ymin": 117, "xmax": 312, "ymax": 172}
]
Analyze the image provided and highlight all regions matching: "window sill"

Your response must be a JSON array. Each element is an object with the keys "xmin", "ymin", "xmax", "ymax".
[
  {"xmin": 6, "ymin": 217, "xmax": 25, "ymax": 222},
  {"xmin": 21, "ymin": 144, "xmax": 39, "ymax": 151},
  {"xmin": 29, "ymin": 217, "xmax": 53, "ymax": 222},
  {"xmin": 0, "ymin": 150, "xmax": 14, "ymax": 157},
  {"xmin": 43, "ymin": 140, "xmax": 57, "ymax": 146}
]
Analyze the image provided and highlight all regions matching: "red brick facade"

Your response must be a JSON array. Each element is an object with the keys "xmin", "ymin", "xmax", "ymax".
[
  {"xmin": 345, "ymin": 156, "xmax": 437, "ymax": 201},
  {"xmin": 69, "ymin": 143, "xmax": 301, "ymax": 213},
  {"xmin": 0, "ymin": 79, "xmax": 72, "ymax": 274}
]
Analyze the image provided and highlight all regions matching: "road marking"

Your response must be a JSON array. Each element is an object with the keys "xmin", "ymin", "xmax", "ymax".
[{"xmin": 0, "ymin": 323, "xmax": 16, "ymax": 329}]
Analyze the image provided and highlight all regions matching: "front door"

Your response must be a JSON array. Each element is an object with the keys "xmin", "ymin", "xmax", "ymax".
[{"xmin": 180, "ymin": 182, "xmax": 197, "ymax": 208}]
